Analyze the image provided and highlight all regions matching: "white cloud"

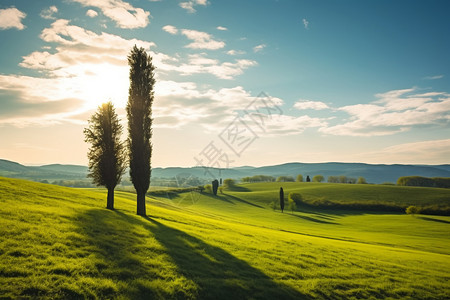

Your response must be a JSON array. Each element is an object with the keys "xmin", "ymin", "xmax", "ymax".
[
  {"xmin": 294, "ymin": 100, "xmax": 329, "ymax": 110},
  {"xmin": 0, "ymin": 7, "xmax": 26, "ymax": 30},
  {"xmin": 179, "ymin": 0, "xmax": 208, "ymax": 13},
  {"xmin": 319, "ymin": 88, "xmax": 450, "ymax": 136},
  {"xmin": 217, "ymin": 26, "xmax": 228, "ymax": 31},
  {"xmin": 253, "ymin": 44, "xmax": 266, "ymax": 53},
  {"xmin": 302, "ymin": 18, "xmax": 309, "ymax": 29},
  {"xmin": 86, "ymin": 9, "xmax": 98, "ymax": 18},
  {"xmin": 227, "ymin": 50, "xmax": 245, "ymax": 55},
  {"xmin": 181, "ymin": 29, "xmax": 225, "ymax": 50},
  {"xmin": 40, "ymin": 6, "xmax": 58, "ymax": 20},
  {"xmin": 158, "ymin": 53, "xmax": 256, "ymax": 80},
  {"xmin": 361, "ymin": 139, "xmax": 450, "ymax": 165},
  {"xmin": 162, "ymin": 25, "xmax": 178, "ymax": 35},
  {"xmin": 423, "ymin": 75, "xmax": 444, "ymax": 80},
  {"xmin": 1, "ymin": 19, "xmax": 158, "ymax": 126},
  {"xmin": 70, "ymin": 0, "xmax": 150, "ymax": 29}
]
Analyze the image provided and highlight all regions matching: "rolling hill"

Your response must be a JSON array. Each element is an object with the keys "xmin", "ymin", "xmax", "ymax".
[
  {"xmin": 1, "ymin": 158, "xmax": 449, "ymax": 184},
  {"xmin": 0, "ymin": 177, "xmax": 449, "ymax": 299}
]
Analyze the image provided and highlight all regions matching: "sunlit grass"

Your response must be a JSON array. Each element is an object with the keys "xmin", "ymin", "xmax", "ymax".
[{"xmin": 1, "ymin": 177, "xmax": 449, "ymax": 299}]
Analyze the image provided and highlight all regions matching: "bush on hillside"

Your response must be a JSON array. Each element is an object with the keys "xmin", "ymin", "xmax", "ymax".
[
  {"xmin": 276, "ymin": 176, "xmax": 295, "ymax": 182},
  {"xmin": 397, "ymin": 176, "xmax": 450, "ymax": 188}
]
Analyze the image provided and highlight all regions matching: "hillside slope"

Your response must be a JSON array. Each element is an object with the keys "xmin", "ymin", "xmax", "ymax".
[{"xmin": 0, "ymin": 177, "xmax": 449, "ymax": 299}]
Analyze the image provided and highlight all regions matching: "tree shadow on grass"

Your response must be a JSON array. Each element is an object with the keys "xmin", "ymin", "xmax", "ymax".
[
  {"xmin": 289, "ymin": 214, "xmax": 340, "ymax": 225},
  {"xmin": 417, "ymin": 216, "xmax": 450, "ymax": 224},
  {"xmin": 75, "ymin": 209, "xmax": 311, "ymax": 299},
  {"xmin": 222, "ymin": 194, "xmax": 265, "ymax": 209}
]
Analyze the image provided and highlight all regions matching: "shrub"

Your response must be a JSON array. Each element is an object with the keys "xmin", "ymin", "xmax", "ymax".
[
  {"xmin": 357, "ymin": 177, "xmax": 367, "ymax": 184},
  {"xmin": 288, "ymin": 192, "xmax": 303, "ymax": 206},
  {"xmin": 406, "ymin": 205, "xmax": 421, "ymax": 215},
  {"xmin": 223, "ymin": 178, "xmax": 236, "ymax": 189},
  {"xmin": 288, "ymin": 198, "xmax": 297, "ymax": 214},
  {"xmin": 296, "ymin": 174, "xmax": 303, "ymax": 182},
  {"xmin": 276, "ymin": 176, "xmax": 295, "ymax": 182},
  {"xmin": 204, "ymin": 184, "xmax": 212, "ymax": 194},
  {"xmin": 312, "ymin": 175, "xmax": 324, "ymax": 183}
]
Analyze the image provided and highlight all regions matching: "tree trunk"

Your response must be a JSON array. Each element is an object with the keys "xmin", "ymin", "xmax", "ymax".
[
  {"xmin": 136, "ymin": 191, "xmax": 147, "ymax": 216},
  {"xmin": 107, "ymin": 187, "xmax": 114, "ymax": 210}
]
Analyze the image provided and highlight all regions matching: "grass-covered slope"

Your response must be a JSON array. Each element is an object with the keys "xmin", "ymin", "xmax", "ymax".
[
  {"xmin": 234, "ymin": 182, "xmax": 450, "ymax": 214},
  {"xmin": 1, "ymin": 177, "xmax": 449, "ymax": 299}
]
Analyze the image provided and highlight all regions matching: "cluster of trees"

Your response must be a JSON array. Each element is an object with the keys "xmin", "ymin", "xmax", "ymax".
[
  {"xmin": 274, "ymin": 189, "xmax": 302, "ymax": 214},
  {"xmin": 84, "ymin": 46, "xmax": 155, "ymax": 216},
  {"xmin": 242, "ymin": 175, "xmax": 275, "ymax": 182},
  {"xmin": 327, "ymin": 175, "xmax": 367, "ymax": 184},
  {"xmin": 397, "ymin": 176, "xmax": 450, "ymax": 188}
]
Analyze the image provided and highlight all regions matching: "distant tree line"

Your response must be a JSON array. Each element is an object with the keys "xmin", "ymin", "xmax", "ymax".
[
  {"xmin": 242, "ymin": 175, "xmax": 275, "ymax": 182},
  {"xmin": 397, "ymin": 176, "xmax": 450, "ymax": 188}
]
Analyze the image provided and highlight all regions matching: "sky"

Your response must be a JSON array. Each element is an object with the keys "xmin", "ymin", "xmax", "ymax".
[{"xmin": 0, "ymin": 0, "xmax": 449, "ymax": 168}]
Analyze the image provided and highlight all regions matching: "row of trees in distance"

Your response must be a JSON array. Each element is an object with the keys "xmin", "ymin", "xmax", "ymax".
[{"xmin": 242, "ymin": 174, "xmax": 367, "ymax": 184}]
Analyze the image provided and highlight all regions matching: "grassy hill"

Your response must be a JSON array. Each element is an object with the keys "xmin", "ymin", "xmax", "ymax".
[{"xmin": 1, "ymin": 177, "xmax": 449, "ymax": 299}]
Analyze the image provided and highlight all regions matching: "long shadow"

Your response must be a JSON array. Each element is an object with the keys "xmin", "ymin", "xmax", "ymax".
[
  {"xmin": 223, "ymin": 194, "xmax": 265, "ymax": 209},
  {"xmin": 290, "ymin": 214, "xmax": 340, "ymax": 225},
  {"xmin": 75, "ymin": 209, "xmax": 310, "ymax": 299},
  {"xmin": 418, "ymin": 216, "xmax": 450, "ymax": 224}
]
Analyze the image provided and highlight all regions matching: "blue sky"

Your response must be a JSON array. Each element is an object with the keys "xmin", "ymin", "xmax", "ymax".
[{"xmin": 0, "ymin": 0, "xmax": 449, "ymax": 167}]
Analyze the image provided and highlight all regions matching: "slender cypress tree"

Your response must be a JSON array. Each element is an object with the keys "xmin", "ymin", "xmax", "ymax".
[
  {"xmin": 126, "ymin": 45, "xmax": 155, "ymax": 216},
  {"xmin": 84, "ymin": 102, "xmax": 126, "ymax": 210},
  {"xmin": 279, "ymin": 187, "xmax": 285, "ymax": 213}
]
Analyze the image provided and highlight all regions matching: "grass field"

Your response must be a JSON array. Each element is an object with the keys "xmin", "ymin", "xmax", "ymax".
[{"xmin": 1, "ymin": 177, "xmax": 449, "ymax": 299}]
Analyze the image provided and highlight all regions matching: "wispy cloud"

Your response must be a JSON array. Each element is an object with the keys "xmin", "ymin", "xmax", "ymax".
[
  {"xmin": 70, "ymin": 0, "xmax": 150, "ymax": 29},
  {"xmin": 0, "ymin": 7, "xmax": 26, "ymax": 30},
  {"xmin": 163, "ymin": 25, "xmax": 225, "ymax": 50},
  {"xmin": 253, "ymin": 44, "xmax": 266, "ymax": 53},
  {"xmin": 361, "ymin": 139, "xmax": 450, "ymax": 165},
  {"xmin": 216, "ymin": 26, "xmax": 228, "ymax": 31},
  {"xmin": 227, "ymin": 50, "xmax": 245, "ymax": 55},
  {"xmin": 40, "ymin": 6, "xmax": 58, "ymax": 20},
  {"xmin": 181, "ymin": 29, "xmax": 225, "ymax": 50},
  {"xmin": 319, "ymin": 88, "xmax": 450, "ymax": 136},
  {"xmin": 302, "ymin": 18, "xmax": 309, "ymax": 29},
  {"xmin": 162, "ymin": 25, "xmax": 178, "ymax": 35},
  {"xmin": 423, "ymin": 75, "xmax": 444, "ymax": 80},
  {"xmin": 294, "ymin": 99, "xmax": 329, "ymax": 110},
  {"xmin": 179, "ymin": 0, "xmax": 209, "ymax": 13},
  {"xmin": 86, "ymin": 9, "xmax": 98, "ymax": 18}
]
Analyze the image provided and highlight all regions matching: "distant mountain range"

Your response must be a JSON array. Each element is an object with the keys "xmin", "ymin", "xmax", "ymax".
[{"xmin": 1, "ymin": 159, "xmax": 449, "ymax": 184}]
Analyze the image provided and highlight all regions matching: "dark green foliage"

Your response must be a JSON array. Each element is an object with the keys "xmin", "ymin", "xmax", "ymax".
[
  {"xmin": 242, "ymin": 175, "xmax": 275, "ymax": 182},
  {"xmin": 212, "ymin": 179, "xmax": 219, "ymax": 196},
  {"xmin": 276, "ymin": 176, "xmax": 295, "ymax": 182},
  {"xmin": 306, "ymin": 175, "xmax": 311, "ymax": 182},
  {"xmin": 126, "ymin": 45, "xmax": 156, "ymax": 216},
  {"xmin": 312, "ymin": 175, "xmax": 324, "ymax": 182},
  {"xmin": 397, "ymin": 176, "xmax": 450, "ymax": 188},
  {"xmin": 288, "ymin": 192, "xmax": 303, "ymax": 206},
  {"xmin": 84, "ymin": 102, "xmax": 126, "ymax": 210},
  {"xmin": 406, "ymin": 205, "xmax": 421, "ymax": 215},
  {"xmin": 223, "ymin": 178, "xmax": 236, "ymax": 189},
  {"xmin": 279, "ymin": 187, "xmax": 284, "ymax": 212},
  {"xmin": 357, "ymin": 177, "xmax": 367, "ymax": 184}
]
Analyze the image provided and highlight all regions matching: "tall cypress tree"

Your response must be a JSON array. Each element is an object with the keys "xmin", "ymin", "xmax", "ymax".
[
  {"xmin": 279, "ymin": 187, "xmax": 285, "ymax": 213},
  {"xmin": 126, "ymin": 45, "xmax": 155, "ymax": 216},
  {"xmin": 84, "ymin": 102, "xmax": 126, "ymax": 210}
]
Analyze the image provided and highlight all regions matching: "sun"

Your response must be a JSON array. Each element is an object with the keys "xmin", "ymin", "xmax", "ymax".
[{"xmin": 74, "ymin": 63, "xmax": 129, "ymax": 111}]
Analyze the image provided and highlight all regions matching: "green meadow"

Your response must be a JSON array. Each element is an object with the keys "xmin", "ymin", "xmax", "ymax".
[{"xmin": 1, "ymin": 177, "xmax": 449, "ymax": 299}]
